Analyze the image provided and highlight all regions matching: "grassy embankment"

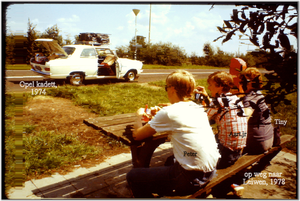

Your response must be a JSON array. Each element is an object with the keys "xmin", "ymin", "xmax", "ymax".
[
  {"xmin": 6, "ymin": 64, "xmax": 32, "ymax": 70},
  {"xmin": 5, "ymin": 65, "xmax": 297, "ymax": 193}
]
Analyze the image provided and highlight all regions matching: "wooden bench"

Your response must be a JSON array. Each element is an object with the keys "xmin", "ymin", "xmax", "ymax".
[
  {"xmin": 167, "ymin": 134, "xmax": 295, "ymax": 198},
  {"xmin": 84, "ymin": 113, "xmax": 294, "ymax": 198}
]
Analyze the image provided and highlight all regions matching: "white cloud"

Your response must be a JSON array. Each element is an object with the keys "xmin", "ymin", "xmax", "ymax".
[
  {"xmin": 53, "ymin": 15, "xmax": 82, "ymax": 39},
  {"xmin": 117, "ymin": 26, "xmax": 124, "ymax": 30},
  {"xmin": 174, "ymin": 28, "xmax": 182, "ymax": 34},
  {"xmin": 31, "ymin": 18, "xmax": 39, "ymax": 24},
  {"xmin": 57, "ymin": 15, "xmax": 80, "ymax": 23},
  {"xmin": 151, "ymin": 4, "xmax": 172, "ymax": 26},
  {"xmin": 71, "ymin": 15, "xmax": 79, "ymax": 21},
  {"xmin": 57, "ymin": 18, "xmax": 66, "ymax": 23},
  {"xmin": 186, "ymin": 21, "xmax": 195, "ymax": 30},
  {"xmin": 8, "ymin": 20, "xmax": 16, "ymax": 25}
]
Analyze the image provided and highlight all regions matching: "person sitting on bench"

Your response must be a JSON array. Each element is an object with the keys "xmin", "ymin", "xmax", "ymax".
[
  {"xmin": 195, "ymin": 71, "xmax": 249, "ymax": 169},
  {"xmin": 126, "ymin": 70, "xmax": 220, "ymax": 198},
  {"xmin": 239, "ymin": 67, "xmax": 274, "ymax": 154},
  {"xmin": 99, "ymin": 53, "xmax": 116, "ymax": 75}
]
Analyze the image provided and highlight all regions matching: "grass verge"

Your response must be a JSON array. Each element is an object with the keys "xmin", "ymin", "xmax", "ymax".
[
  {"xmin": 45, "ymin": 83, "xmax": 170, "ymax": 116},
  {"xmin": 5, "ymin": 79, "xmax": 297, "ymax": 193},
  {"xmin": 143, "ymin": 64, "xmax": 226, "ymax": 69},
  {"xmin": 4, "ymin": 93, "xmax": 102, "ymax": 192},
  {"xmin": 6, "ymin": 64, "xmax": 31, "ymax": 70}
]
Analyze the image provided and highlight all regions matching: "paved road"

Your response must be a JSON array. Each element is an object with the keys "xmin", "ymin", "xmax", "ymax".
[
  {"xmin": 5, "ymin": 69, "xmax": 225, "ymax": 80},
  {"xmin": 5, "ymin": 69, "xmax": 224, "ymax": 92},
  {"xmin": 5, "ymin": 69, "xmax": 272, "ymax": 92}
]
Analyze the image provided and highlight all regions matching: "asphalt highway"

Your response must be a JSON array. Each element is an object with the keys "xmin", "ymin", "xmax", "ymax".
[{"xmin": 5, "ymin": 69, "xmax": 272, "ymax": 92}]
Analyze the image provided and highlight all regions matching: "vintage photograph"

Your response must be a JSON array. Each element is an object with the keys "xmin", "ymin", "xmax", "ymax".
[{"xmin": 4, "ymin": 1, "xmax": 297, "ymax": 199}]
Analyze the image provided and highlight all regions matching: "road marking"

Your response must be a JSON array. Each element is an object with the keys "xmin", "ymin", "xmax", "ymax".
[
  {"xmin": 6, "ymin": 76, "xmax": 44, "ymax": 79},
  {"xmin": 6, "ymin": 72, "xmax": 216, "ymax": 79}
]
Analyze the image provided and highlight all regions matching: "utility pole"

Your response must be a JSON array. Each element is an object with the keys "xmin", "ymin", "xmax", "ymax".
[
  {"xmin": 132, "ymin": 9, "xmax": 140, "ymax": 60},
  {"xmin": 148, "ymin": 4, "xmax": 151, "ymax": 44}
]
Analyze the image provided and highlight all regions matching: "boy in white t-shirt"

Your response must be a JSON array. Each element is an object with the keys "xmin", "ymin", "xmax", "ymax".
[{"xmin": 126, "ymin": 70, "xmax": 220, "ymax": 198}]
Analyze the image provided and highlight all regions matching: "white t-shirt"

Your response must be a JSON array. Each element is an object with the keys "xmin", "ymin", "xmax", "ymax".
[{"xmin": 149, "ymin": 101, "xmax": 220, "ymax": 172}]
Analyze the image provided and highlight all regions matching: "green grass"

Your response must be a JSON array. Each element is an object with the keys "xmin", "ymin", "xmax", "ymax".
[
  {"xmin": 6, "ymin": 64, "xmax": 31, "ymax": 70},
  {"xmin": 4, "ymin": 93, "xmax": 102, "ymax": 191},
  {"xmin": 142, "ymin": 64, "xmax": 226, "ymax": 69},
  {"xmin": 5, "ymin": 78, "xmax": 297, "ymax": 192},
  {"xmin": 46, "ymin": 83, "xmax": 170, "ymax": 116},
  {"xmin": 24, "ymin": 130, "xmax": 101, "ymax": 174}
]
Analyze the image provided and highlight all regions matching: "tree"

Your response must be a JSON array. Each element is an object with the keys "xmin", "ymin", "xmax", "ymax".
[
  {"xmin": 153, "ymin": 42, "xmax": 186, "ymax": 66},
  {"xmin": 41, "ymin": 24, "xmax": 63, "ymax": 46},
  {"xmin": 238, "ymin": 52, "xmax": 256, "ymax": 67},
  {"xmin": 116, "ymin": 45, "xmax": 130, "ymax": 58},
  {"xmin": 214, "ymin": 47, "xmax": 234, "ymax": 67},
  {"xmin": 189, "ymin": 52, "xmax": 198, "ymax": 65},
  {"xmin": 63, "ymin": 34, "xmax": 73, "ymax": 45},
  {"xmin": 214, "ymin": 3, "xmax": 298, "ymax": 112},
  {"xmin": 13, "ymin": 34, "xmax": 27, "ymax": 64},
  {"xmin": 26, "ymin": 18, "xmax": 38, "ymax": 64},
  {"xmin": 74, "ymin": 35, "xmax": 79, "ymax": 44},
  {"xmin": 202, "ymin": 42, "xmax": 233, "ymax": 67},
  {"xmin": 128, "ymin": 35, "xmax": 147, "ymax": 60},
  {"xmin": 203, "ymin": 42, "xmax": 215, "ymax": 65},
  {"xmin": 122, "ymin": 37, "xmax": 187, "ymax": 65},
  {"xmin": 6, "ymin": 33, "xmax": 15, "ymax": 64}
]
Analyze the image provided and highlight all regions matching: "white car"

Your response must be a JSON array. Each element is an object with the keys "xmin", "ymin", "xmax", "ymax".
[{"xmin": 30, "ymin": 39, "xmax": 143, "ymax": 85}]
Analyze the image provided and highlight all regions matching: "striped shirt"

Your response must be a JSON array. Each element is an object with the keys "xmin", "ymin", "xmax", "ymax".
[{"xmin": 207, "ymin": 93, "xmax": 248, "ymax": 151}]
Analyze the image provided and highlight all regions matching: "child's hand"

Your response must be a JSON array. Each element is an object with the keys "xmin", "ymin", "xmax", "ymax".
[
  {"xmin": 136, "ymin": 108, "xmax": 145, "ymax": 116},
  {"xmin": 136, "ymin": 107, "xmax": 151, "ymax": 122},
  {"xmin": 150, "ymin": 106, "xmax": 161, "ymax": 116},
  {"xmin": 195, "ymin": 86, "xmax": 208, "ymax": 97}
]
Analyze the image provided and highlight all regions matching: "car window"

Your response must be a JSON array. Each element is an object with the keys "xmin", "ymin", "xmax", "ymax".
[
  {"xmin": 81, "ymin": 48, "xmax": 97, "ymax": 57},
  {"xmin": 96, "ymin": 49, "xmax": 113, "ymax": 56},
  {"xmin": 62, "ymin": 47, "xmax": 76, "ymax": 55}
]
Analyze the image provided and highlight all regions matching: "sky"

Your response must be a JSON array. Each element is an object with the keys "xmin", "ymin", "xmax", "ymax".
[{"xmin": 4, "ymin": 2, "xmax": 298, "ymax": 57}]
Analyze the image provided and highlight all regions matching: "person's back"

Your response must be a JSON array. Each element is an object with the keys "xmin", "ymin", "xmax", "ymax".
[
  {"xmin": 207, "ymin": 94, "xmax": 248, "ymax": 152},
  {"xmin": 239, "ymin": 67, "xmax": 274, "ymax": 154},
  {"xmin": 126, "ymin": 70, "xmax": 220, "ymax": 198},
  {"xmin": 150, "ymin": 100, "xmax": 219, "ymax": 171},
  {"xmin": 195, "ymin": 71, "xmax": 248, "ymax": 169}
]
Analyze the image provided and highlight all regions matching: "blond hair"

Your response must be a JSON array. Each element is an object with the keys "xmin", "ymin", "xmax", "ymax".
[
  {"xmin": 208, "ymin": 71, "xmax": 234, "ymax": 93},
  {"xmin": 240, "ymin": 67, "xmax": 263, "ymax": 89},
  {"xmin": 166, "ymin": 70, "xmax": 196, "ymax": 100}
]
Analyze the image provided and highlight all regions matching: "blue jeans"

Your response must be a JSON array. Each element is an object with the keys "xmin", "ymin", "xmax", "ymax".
[
  {"xmin": 217, "ymin": 142, "xmax": 242, "ymax": 169},
  {"xmin": 215, "ymin": 134, "xmax": 242, "ymax": 169},
  {"xmin": 126, "ymin": 161, "xmax": 216, "ymax": 198}
]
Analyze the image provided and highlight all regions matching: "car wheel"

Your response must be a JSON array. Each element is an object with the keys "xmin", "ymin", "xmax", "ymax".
[
  {"xmin": 125, "ymin": 70, "xmax": 136, "ymax": 82},
  {"xmin": 69, "ymin": 73, "xmax": 84, "ymax": 86}
]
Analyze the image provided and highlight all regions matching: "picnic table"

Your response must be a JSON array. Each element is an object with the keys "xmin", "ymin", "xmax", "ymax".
[
  {"xmin": 84, "ymin": 113, "xmax": 169, "ymax": 168},
  {"xmin": 84, "ymin": 113, "xmax": 294, "ymax": 198}
]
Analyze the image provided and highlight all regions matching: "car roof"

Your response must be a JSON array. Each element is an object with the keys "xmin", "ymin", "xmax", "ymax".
[
  {"xmin": 63, "ymin": 45, "xmax": 95, "ymax": 48},
  {"xmin": 63, "ymin": 45, "xmax": 110, "ymax": 49}
]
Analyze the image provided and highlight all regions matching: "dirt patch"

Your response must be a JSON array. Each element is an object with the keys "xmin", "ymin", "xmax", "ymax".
[{"xmin": 23, "ymin": 95, "xmax": 130, "ymax": 179}]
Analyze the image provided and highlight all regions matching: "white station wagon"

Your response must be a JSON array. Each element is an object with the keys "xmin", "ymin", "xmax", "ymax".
[{"xmin": 30, "ymin": 39, "xmax": 143, "ymax": 85}]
